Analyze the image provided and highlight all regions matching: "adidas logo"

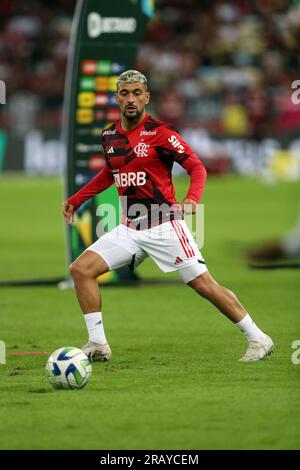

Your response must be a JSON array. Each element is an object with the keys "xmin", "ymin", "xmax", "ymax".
[
  {"xmin": 107, "ymin": 146, "xmax": 114, "ymax": 154},
  {"xmin": 175, "ymin": 256, "xmax": 183, "ymax": 264}
]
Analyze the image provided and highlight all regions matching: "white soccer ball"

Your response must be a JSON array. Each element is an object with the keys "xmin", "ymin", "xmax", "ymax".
[{"xmin": 46, "ymin": 347, "xmax": 92, "ymax": 390}]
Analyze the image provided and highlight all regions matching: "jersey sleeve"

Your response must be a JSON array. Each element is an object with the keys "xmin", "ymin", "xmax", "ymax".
[
  {"xmin": 157, "ymin": 125, "xmax": 207, "ymax": 203},
  {"xmin": 67, "ymin": 163, "xmax": 114, "ymax": 209}
]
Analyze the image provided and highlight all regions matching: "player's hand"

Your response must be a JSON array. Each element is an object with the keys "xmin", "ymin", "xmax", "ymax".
[
  {"xmin": 62, "ymin": 201, "xmax": 75, "ymax": 224},
  {"xmin": 181, "ymin": 198, "xmax": 198, "ymax": 215}
]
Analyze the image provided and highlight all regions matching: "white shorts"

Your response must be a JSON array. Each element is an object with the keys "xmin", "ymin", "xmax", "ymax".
[{"xmin": 86, "ymin": 220, "xmax": 207, "ymax": 284}]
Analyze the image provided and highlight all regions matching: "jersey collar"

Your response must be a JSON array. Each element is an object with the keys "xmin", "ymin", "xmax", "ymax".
[{"xmin": 116, "ymin": 113, "xmax": 150, "ymax": 135}]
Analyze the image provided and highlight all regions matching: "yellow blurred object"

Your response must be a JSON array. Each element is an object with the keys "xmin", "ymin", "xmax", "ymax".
[
  {"xmin": 97, "ymin": 272, "xmax": 114, "ymax": 283},
  {"xmin": 271, "ymin": 150, "xmax": 300, "ymax": 181},
  {"xmin": 221, "ymin": 104, "xmax": 248, "ymax": 136},
  {"xmin": 108, "ymin": 76, "xmax": 118, "ymax": 91},
  {"xmin": 77, "ymin": 92, "xmax": 95, "ymax": 107},
  {"xmin": 76, "ymin": 108, "xmax": 94, "ymax": 124},
  {"xmin": 74, "ymin": 211, "xmax": 92, "ymax": 246}
]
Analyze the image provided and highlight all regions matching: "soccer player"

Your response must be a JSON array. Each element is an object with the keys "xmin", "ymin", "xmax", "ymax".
[{"xmin": 63, "ymin": 70, "xmax": 274, "ymax": 362}]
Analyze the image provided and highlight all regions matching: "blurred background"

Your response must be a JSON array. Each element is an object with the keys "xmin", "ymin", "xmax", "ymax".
[
  {"xmin": 1, "ymin": 0, "xmax": 300, "ymax": 178},
  {"xmin": 0, "ymin": 0, "xmax": 300, "ymax": 280}
]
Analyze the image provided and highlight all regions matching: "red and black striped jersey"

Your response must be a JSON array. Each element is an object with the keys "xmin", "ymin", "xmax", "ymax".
[{"xmin": 68, "ymin": 114, "xmax": 207, "ymax": 229}]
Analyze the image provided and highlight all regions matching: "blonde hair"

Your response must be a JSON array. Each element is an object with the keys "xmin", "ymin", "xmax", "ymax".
[{"xmin": 117, "ymin": 70, "xmax": 148, "ymax": 89}]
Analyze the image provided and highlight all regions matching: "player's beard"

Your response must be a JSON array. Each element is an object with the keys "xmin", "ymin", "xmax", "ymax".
[{"xmin": 123, "ymin": 107, "xmax": 143, "ymax": 121}]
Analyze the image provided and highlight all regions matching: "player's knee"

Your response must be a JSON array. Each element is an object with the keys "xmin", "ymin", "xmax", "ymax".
[
  {"xmin": 70, "ymin": 257, "xmax": 108, "ymax": 279},
  {"xmin": 69, "ymin": 261, "xmax": 87, "ymax": 279}
]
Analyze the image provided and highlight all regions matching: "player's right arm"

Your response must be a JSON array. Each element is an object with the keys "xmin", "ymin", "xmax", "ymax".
[{"xmin": 62, "ymin": 164, "xmax": 114, "ymax": 224}]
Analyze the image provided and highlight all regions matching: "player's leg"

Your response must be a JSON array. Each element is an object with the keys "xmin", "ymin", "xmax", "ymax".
[
  {"xmin": 172, "ymin": 221, "xmax": 274, "ymax": 361},
  {"xmin": 143, "ymin": 219, "xmax": 273, "ymax": 362},
  {"xmin": 70, "ymin": 250, "xmax": 108, "ymax": 314},
  {"xmin": 186, "ymin": 271, "xmax": 273, "ymax": 361},
  {"xmin": 70, "ymin": 250, "xmax": 112, "ymax": 361},
  {"xmin": 187, "ymin": 271, "xmax": 247, "ymax": 323},
  {"xmin": 69, "ymin": 225, "xmax": 144, "ymax": 362}
]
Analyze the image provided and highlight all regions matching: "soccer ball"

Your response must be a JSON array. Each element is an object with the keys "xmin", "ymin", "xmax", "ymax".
[{"xmin": 46, "ymin": 347, "xmax": 92, "ymax": 390}]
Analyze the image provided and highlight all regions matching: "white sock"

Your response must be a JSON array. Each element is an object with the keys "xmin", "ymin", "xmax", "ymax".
[
  {"xmin": 84, "ymin": 312, "xmax": 108, "ymax": 345},
  {"xmin": 236, "ymin": 314, "xmax": 267, "ymax": 342}
]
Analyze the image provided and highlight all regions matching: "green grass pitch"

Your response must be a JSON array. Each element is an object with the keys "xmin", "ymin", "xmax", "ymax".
[{"xmin": 0, "ymin": 174, "xmax": 299, "ymax": 450}]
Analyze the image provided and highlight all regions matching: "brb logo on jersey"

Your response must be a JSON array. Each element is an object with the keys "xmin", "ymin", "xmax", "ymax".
[
  {"xmin": 113, "ymin": 171, "xmax": 146, "ymax": 188},
  {"xmin": 168, "ymin": 135, "xmax": 185, "ymax": 153},
  {"xmin": 134, "ymin": 142, "xmax": 150, "ymax": 157}
]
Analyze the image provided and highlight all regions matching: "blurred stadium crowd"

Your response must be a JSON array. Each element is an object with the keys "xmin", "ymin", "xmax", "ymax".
[
  {"xmin": 1, "ymin": 0, "xmax": 300, "ymax": 137},
  {"xmin": 0, "ymin": 0, "xmax": 300, "ymax": 175},
  {"xmin": 139, "ymin": 0, "xmax": 300, "ymax": 140},
  {"xmin": 0, "ymin": 0, "xmax": 73, "ymax": 136}
]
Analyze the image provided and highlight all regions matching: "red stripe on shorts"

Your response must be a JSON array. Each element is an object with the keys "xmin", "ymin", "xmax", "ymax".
[
  {"xmin": 171, "ymin": 220, "xmax": 193, "ymax": 258},
  {"xmin": 174, "ymin": 221, "xmax": 195, "ymax": 257}
]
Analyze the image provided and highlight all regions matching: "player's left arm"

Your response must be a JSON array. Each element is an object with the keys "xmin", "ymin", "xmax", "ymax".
[{"xmin": 159, "ymin": 126, "xmax": 207, "ymax": 214}]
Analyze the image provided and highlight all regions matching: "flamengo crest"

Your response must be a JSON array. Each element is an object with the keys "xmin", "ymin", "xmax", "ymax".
[{"xmin": 134, "ymin": 142, "xmax": 150, "ymax": 157}]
